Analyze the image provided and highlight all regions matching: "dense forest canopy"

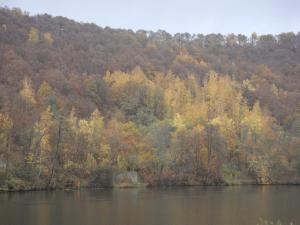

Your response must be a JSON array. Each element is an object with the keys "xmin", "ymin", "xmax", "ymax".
[{"xmin": 0, "ymin": 7, "xmax": 300, "ymax": 189}]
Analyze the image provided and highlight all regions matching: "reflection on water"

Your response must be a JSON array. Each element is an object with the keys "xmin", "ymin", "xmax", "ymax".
[{"xmin": 0, "ymin": 186, "xmax": 298, "ymax": 225}]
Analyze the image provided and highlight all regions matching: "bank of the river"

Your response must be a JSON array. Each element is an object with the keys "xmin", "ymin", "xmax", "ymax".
[
  {"xmin": 1, "ymin": 170, "xmax": 300, "ymax": 192},
  {"xmin": 1, "ymin": 179, "xmax": 300, "ymax": 193}
]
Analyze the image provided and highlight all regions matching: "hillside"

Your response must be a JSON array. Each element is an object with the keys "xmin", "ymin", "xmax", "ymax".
[{"xmin": 0, "ymin": 7, "xmax": 300, "ymax": 190}]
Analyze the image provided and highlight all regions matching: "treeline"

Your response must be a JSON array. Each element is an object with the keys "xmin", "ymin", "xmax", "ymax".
[
  {"xmin": 2, "ymin": 69, "xmax": 298, "ymax": 188},
  {"xmin": 0, "ymin": 7, "xmax": 300, "ymax": 189}
]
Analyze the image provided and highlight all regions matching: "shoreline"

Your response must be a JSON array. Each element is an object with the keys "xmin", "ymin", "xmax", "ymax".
[{"xmin": 1, "ymin": 181, "xmax": 300, "ymax": 193}]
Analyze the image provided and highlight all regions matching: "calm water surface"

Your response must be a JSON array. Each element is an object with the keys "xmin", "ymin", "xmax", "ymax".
[{"xmin": 0, "ymin": 186, "xmax": 299, "ymax": 225}]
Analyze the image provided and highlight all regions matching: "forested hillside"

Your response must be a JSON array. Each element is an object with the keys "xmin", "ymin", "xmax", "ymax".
[{"xmin": 0, "ymin": 7, "xmax": 300, "ymax": 190}]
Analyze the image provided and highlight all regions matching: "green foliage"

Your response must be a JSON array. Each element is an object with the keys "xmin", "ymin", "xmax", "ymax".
[
  {"xmin": 221, "ymin": 164, "xmax": 241, "ymax": 183},
  {"xmin": 83, "ymin": 76, "xmax": 107, "ymax": 107},
  {"xmin": 6, "ymin": 176, "xmax": 28, "ymax": 190}
]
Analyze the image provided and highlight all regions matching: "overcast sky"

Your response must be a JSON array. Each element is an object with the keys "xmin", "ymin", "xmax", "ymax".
[{"xmin": 1, "ymin": 0, "xmax": 300, "ymax": 35}]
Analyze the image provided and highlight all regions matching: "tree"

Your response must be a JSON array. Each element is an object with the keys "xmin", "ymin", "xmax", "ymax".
[
  {"xmin": 0, "ymin": 113, "xmax": 13, "ymax": 172},
  {"xmin": 83, "ymin": 75, "xmax": 107, "ymax": 108},
  {"xmin": 37, "ymin": 81, "xmax": 53, "ymax": 105},
  {"xmin": 31, "ymin": 106, "xmax": 55, "ymax": 178},
  {"xmin": 237, "ymin": 34, "xmax": 248, "ymax": 46},
  {"xmin": 251, "ymin": 32, "xmax": 258, "ymax": 46},
  {"xmin": 1, "ymin": 7, "xmax": 300, "ymax": 189},
  {"xmin": 105, "ymin": 119, "xmax": 141, "ymax": 171},
  {"xmin": 87, "ymin": 109, "xmax": 106, "ymax": 169},
  {"xmin": 144, "ymin": 120, "xmax": 174, "ymax": 182},
  {"xmin": 28, "ymin": 27, "xmax": 39, "ymax": 44},
  {"xmin": 43, "ymin": 32, "xmax": 54, "ymax": 46},
  {"xmin": 20, "ymin": 77, "xmax": 36, "ymax": 106}
]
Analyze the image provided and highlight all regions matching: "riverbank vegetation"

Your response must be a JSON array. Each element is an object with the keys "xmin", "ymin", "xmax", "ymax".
[{"xmin": 0, "ymin": 7, "xmax": 300, "ymax": 190}]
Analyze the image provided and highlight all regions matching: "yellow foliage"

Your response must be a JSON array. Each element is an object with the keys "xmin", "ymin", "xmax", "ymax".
[
  {"xmin": 242, "ymin": 102, "xmax": 264, "ymax": 133},
  {"xmin": 25, "ymin": 152, "xmax": 35, "ymax": 164},
  {"xmin": 33, "ymin": 106, "xmax": 55, "ymax": 154},
  {"xmin": 204, "ymin": 71, "xmax": 219, "ymax": 98},
  {"xmin": 28, "ymin": 27, "xmax": 39, "ymax": 44},
  {"xmin": 43, "ymin": 32, "xmax": 54, "ymax": 45},
  {"xmin": 242, "ymin": 79, "xmax": 256, "ymax": 91},
  {"xmin": 164, "ymin": 76, "xmax": 192, "ymax": 115},
  {"xmin": 20, "ymin": 77, "xmax": 36, "ymax": 105},
  {"xmin": 78, "ymin": 119, "xmax": 91, "ymax": 136},
  {"xmin": 173, "ymin": 113, "xmax": 184, "ymax": 128},
  {"xmin": 203, "ymin": 71, "xmax": 240, "ymax": 118},
  {"xmin": 182, "ymin": 102, "xmax": 207, "ymax": 124},
  {"xmin": 199, "ymin": 60, "xmax": 209, "ymax": 69},
  {"xmin": 0, "ymin": 113, "xmax": 13, "ymax": 131},
  {"xmin": 138, "ymin": 149, "xmax": 157, "ymax": 169},
  {"xmin": 37, "ymin": 81, "xmax": 52, "ymax": 99},
  {"xmin": 64, "ymin": 160, "xmax": 81, "ymax": 170},
  {"xmin": 104, "ymin": 66, "xmax": 150, "ymax": 88},
  {"xmin": 175, "ymin": 51, "xmax": 200, "ymax": 65},
  {"xmin": 88, "ymin": 109, "xmax": 104, "ymax": 150},
  {"xmin": 211, "ymin": 115, "xmax": 234, "ymax": 128},
  {"xmin": 0, "ymin": 113, "xmax": 13, "ymax": 152},
  {"xmin": 211, "ymin": 115, "xmax": 237, "ymax": 151},
  {"xmin": 90, "ymin": 109, "xmax": 104, "ymax": 132},
  {"xmin": 271, "ymin": 84, "xmax": 279, "ymax": 97},
  {"xmin": 195, "ymin": 123, "xmax": 205, "ymax": 133},
  {"xmin": 153, "ymin": 72, "xmax": 171, "ymax": 89},
  {"xmin": 67, "ymin": 108, "xmax": 78, "ymax": 131},
  {"xmin": 117, "ymin": 154, "xmax": 128, "ymax": 171},
  {"xmin": 98, "ymin": 144, "xmax": 111, "ymax": 168},
  {"xmin": 210, "ymin": 116, "xmax": 222, "ymax": 126},
  {"xmin": 104, "ymin": 67, "xmax": 153, "ymax": 103}
]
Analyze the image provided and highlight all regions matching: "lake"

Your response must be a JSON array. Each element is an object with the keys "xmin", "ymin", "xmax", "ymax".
[{"xmin": 0, "ymin": 186, "xmax": 298, "ymax": 225}]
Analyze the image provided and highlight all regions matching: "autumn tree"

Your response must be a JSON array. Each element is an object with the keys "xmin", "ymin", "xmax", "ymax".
[
  {"xmin": 30, "ymin": 106, "xmax": 56, "ymax": 179},
  {"xmin": 28, "ymin": 27, "xmax": 39, "ymax": 44},
  {"xmin": 43, "ymin": 32, "xmax": 54, "ymax": 46},
  {"xmin": 20, "ymin": 77, "xmax": 36, "ymax": 106},
  {"xmin": 0, "ymin": 113, "xmax": 13, "ymax": 173}
]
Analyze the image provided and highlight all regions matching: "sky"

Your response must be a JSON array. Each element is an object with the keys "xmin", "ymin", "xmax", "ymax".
[{"xmin": 1, "ymin": 0, "xmax": 300, "ymax": 35}]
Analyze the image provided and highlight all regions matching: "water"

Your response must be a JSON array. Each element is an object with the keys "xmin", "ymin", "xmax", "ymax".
[{"xmin": 0, "ymin": 186, "xmax": 298, "ymax": 225}]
